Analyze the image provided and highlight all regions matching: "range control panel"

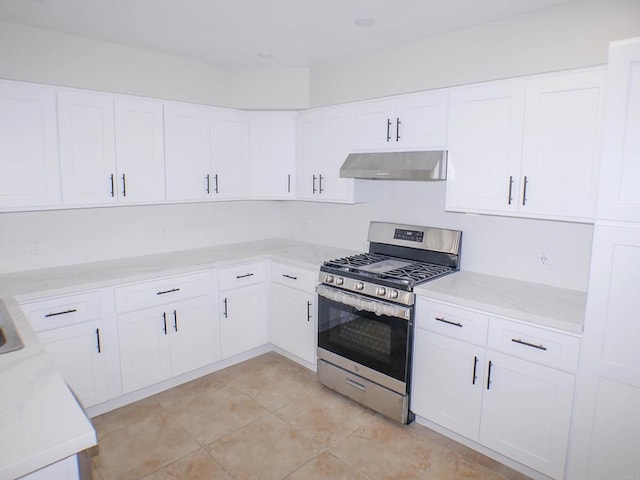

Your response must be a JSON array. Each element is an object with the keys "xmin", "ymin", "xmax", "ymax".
[{"xmin": 393, "ymin": 228, "xmax": 424, "ymax": 243}]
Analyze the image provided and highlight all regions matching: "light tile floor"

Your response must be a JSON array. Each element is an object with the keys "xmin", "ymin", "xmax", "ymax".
[{"xmin": 91, "ymin": 352, "xmax": 531, "ymax": 480}]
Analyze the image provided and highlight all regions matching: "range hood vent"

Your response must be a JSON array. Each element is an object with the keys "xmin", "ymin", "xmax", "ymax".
[{"xmin": 339, "ymin": 150, "xmax": 447, "ymax": 181}]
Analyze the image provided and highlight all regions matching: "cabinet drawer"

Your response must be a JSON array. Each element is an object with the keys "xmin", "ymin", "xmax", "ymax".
[
  {"xmin": 21, "ymin": 290, "xmax": 103, "ymax": 332},
  {"xmin": 218, "ymin": 262, "xmax": 266, "ymax": 290},
  {"xmin": 271, "ymin": 263, "xmax": 317, "ymax": 292},
  {"xmin": 487, "ymin": 317, "xmax": 581, "ymax": 373},
  {"xmin": 115, "ymin": 271, "xmax": 211, "ymax": 313},
  {"xmin": 416, "ymin": 298, "xmax": 489, "ymax": 346}
]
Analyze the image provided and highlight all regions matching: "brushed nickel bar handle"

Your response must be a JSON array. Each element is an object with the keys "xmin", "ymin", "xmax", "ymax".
[
  {"xmin": 319, "ymin": 174, "xmax": 324, "ymax": 194},
  {"xmin": 507, "ymin": 176, "xmax": 514, "ymax": 205},
  {"xmin": 435, "ymin": 316, "xmax": 463, "ymax": 328},
  {"xmin": 110, "ymin": 174, "xmax": 115, "ymax": 197},
  {"xmin": 396, "ymin": 117, "xmax": 401, "ymax": 142},
  {"xmin": 96, "ymin": 328, "xmax": 102, "ymax": 353},
  {"xmin": 236, "ymin": 273, "xmax": 254, "ymax": 279},
  {"xmin": 157, "ymin": 288, "xmax": 180, "ymax": 295},
  {"xmin": 486, "ymin": 360, "xmax": 493, "ymax": 390},
  {"xmin": 45, "ymin": 309, "xmax": 77, "ymax": 318},
  {"xmin": 472, "ymin": 356, "xmax": 478, "ymax": 385},
  {"xmin": 386, "ymin": 118, "xmax": 392, "ymax": 142},
  {"xmin": 312, "ymin": 174, "xmax": 317, "ymax": 194},
  {"xmin": 121, "ymin": 173, "xmax": 127, "ymax": 197},
  {"xmin": 282, "ymin": 274, "xmax": 297, "ymax": 280},
  {"xmin": 522, "ymin": 176, "xmax": 528, "ymax": 205}
]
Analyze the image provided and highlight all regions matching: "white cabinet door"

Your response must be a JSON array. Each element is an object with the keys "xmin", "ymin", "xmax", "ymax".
[
  {"xmin": 394, "ymin": 90, "xmax": 448, "ymax": 149},
  {"xmin": 168, "ymin": 296, "xmax": 219, "ymax": 377},
  {"xmin": 296, "ymin": 109, "xmax": 324, "ymax": 201},
  {"xmin": 210, "ymin": 108, "xmax": 250, "ymax": 199},
  {"xmin": 567, "ymin": 224, "xmax": 640, "ymax": 480},
  {"xmin": 37, "ymin": 320, "xmax": 109, "ymax": 408},
  {"xmin": 164, "ymin": 102, "xmax": 211, "ymax": 201},
  {"xmin": 411, "ymin": 329, "xmax": 485, "ymax": 442},
  {"xmin": 445, "ymin": 80, "xmax": 525, "ymax": 214},
  {"xmin": 480, "ymin": 351, "xmax": 575, "ymax": 479},
  {"xmin": 58, "ymin": 90, "xmax": 117, "ymax": 205},
  {"xmin": 118, "ymin": 304, "xmax": 172, "ymax": 393},
  {"xmin": 114, "ymin": 97, "xmax": 165, "ymax": 203},
  {"xmin": 0, "ymin": 81, "xmax": 61, "ymax": 209},
  {"xmin": 520, "ymin": 70, "xmax": 605, "ymax": 219},
  {"xmin": 271, "ymin": 283, "xmax": 315, "ymax": 364},
  {"xmin": 350, "ymin": 98, "xmax": 395, "ymax": 151},
  {"xmin": 597, "ymin": 39, "xmax": 640, "ymax": 222},
  {"xmin": 249, "ymin": 112, "xmax": 296, "ymax": 199},
  {"xmin": 219, "ymin": 283, "xmax": 268, "ymax": 359}
]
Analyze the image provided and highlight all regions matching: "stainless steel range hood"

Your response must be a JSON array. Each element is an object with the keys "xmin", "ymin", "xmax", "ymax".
[{"xmin": 339, "ymin": 150, "xmax": 447, "ymax": 181}]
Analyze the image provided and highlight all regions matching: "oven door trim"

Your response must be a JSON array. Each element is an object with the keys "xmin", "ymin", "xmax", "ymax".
[
  {"xmin": 316, "ymin": 284, "xmax": 412, "ymax": 320},
  {"xmin": 317, "ymin": 347, "xmax": 407, "ymax": 395}
]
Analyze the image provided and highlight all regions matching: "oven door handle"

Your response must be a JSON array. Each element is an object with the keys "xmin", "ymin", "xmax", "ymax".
[{"xmin": 316, "ymin": 285, "xmax": 411, "ymax": 320}]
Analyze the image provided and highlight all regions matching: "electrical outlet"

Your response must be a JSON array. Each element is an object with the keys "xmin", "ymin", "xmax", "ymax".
[{"xmin": 537, "ymin": 249, "xmax": 559, "ymax": 268}]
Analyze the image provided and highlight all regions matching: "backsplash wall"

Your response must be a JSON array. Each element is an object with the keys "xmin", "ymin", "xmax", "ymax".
[
  {"xmin": 281, "ymin": 181, "xmax": 593, "ymax": 292},
  {"xmin": 0, "ymin": 201, "xmax": 282, "ymax": 274}
]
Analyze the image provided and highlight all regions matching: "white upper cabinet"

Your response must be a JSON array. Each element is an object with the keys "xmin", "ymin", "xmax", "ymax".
[
  {"xmin": 114, "ymin": 97, "xmax": 166, "ymax": 203},
  {"xmin": 249, "ymin": 111, "xmax": 296, "ymax": 199},
  {"xmin": 445, "ymin": 79, "xmax": 526, "ymax": 214},
  {"xmin": 351, "ymin": 90, "xmax": 448, "ymax": 152},
  {"xmin": 519, "ymin": 70, "xmax": 605, "ymax": 219},
  {"xmin": 296, "ymin": 105, "xmax": 354, "ymax": 203},
  {"xmin": 0, "ymin": 81, "xmax": 61, "ymax": 209},
  {"xmin": 210, "ymin": 107, "xmax": 251, "ymax": 200},
  {"xmin": 58, "ymin": 90, "xmax": 117, "ymax": 206},
  {"xmin": 164, "ymin": 102, "xmax": 212, "ymax": 201},
  {"xmin": 446, "ymin": 68, "xmax": 605, "ymax": 222},
  {"xmin": 596, "ymin": 38, "xmax": 640, "ymax": 222}
]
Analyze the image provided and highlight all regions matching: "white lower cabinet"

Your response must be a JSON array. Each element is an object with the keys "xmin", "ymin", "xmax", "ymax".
[
  {"xmin": 412, "ymin": 297, "xmax": 579, "ymax": 479},
  {"xmin": 270, "ymin": 263, "xmax": 317, "ymax": 365},
  {"xmin": 20, "ymin": 289, "xmax": 120, "ymax": 408},
  {"xmin": 218, "ymin": 263, "xmax": 268, "ymax": 359},
  {"xmin": 115, "ymin": 271, "xmax": 218, "ymax": 394}
]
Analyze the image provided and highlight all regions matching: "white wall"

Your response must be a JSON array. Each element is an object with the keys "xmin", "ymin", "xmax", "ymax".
[
  {"xmin": 0, "ymin": 20, "xmax": 310, "ymax": 109},
  {"xmin": 310, "ymin": 0, "xmax": 640, "ymax": 106},
  {"xmin": 0, "ymin": 201, "xmax": 282, "ymax": 273},
  {"xmin": 281, "ymin": 182, "xmax": 593, "ymax": 291}
]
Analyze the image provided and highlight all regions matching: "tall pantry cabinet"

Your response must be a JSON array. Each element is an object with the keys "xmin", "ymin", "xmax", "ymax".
[{"xmin": 566, "ymin": 38, "xmax": 640, "ymax": 480}]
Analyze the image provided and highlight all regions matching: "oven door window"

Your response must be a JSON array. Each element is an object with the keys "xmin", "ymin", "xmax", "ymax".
[{"xmin": 318, "ymin": 295, "xmax": 411, "ymax": 383}]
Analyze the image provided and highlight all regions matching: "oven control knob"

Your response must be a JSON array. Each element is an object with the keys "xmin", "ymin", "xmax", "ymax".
[
  {"xmin": 389, "ymin": 290, "xmax": 399, "ymax": 299},
  {"xmin": 354, "ymin": 281, "xmax": 364, "ymax": 290},
  {"xmin": 376, "ymin": 287, "xmax": 386, "ymax": 296},
  {"xmin": 335, "ymin": 277, "xmax": 344, "ymax": 286},
  {"xmin": 325, "ymin": 275, "xmax": 335, "ymax": 284}
]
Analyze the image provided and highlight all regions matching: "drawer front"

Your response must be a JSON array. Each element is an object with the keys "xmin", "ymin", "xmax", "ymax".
[
  {"xmin": 218, "ymin": 262, "xmax": 266, "ymax": 290},
  {"xmin": 416, "ymin": 297, "xmax": 489, "ymax": 346},
  {"xmin": 271, "ymin": 263, "xmax": 317, "ymax": 292},
  {"xmin": 115, "ymin": 271, "xmax": 211, "ymax": 313},
  {"xmin": 21, "ymin": 290, "xmax": 103, "ymax": 332},
  {"xmin": 487, "ymin": 316, "xmax": 581, "ymax": 373}
]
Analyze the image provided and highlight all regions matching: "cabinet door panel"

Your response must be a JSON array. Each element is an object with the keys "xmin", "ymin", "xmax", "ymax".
[
  {"xmin": 351, "ymin": 99, "xmax": 395, "ymax": 151},
  {"xmin": 480, "ymin": 351, "xmax": 574, "ymax": 479},
  {"xmin": 114, "ymin": 97, "xmax": 165, "ymax": 203},
  {"xmin": 597, "ymin": 39, "xmax": 640, "ymax": 222},
  {"xmin": 295, "ymin": 110, "xmax": 324, "ymax": 200},
  {"xmin": 446, "ymin": 80, "xmax": 524, "ymax": 214},
  {"xmin": 0, "ymin": 82, "xmax": 60, "ymax": 209},
  {"xmin": 322, "ymin": 107, "xmax": 353, "ymax": 202},
  {"xmin": 164, "ymin": 103, "xmax": 211, "ymax": 201},
  {"xmin": 58, "ymin": 90, "xmax": 117, "ymax": 205},
  {"xmin": 271, "ymin": 284, "xmax": 315, "ymax": 364},
  {"xmin": 520, "ymin": 70, "xmax": 605, "ymax": 219},
  {"xmin": 211, "ymin": 108, "xmax": 250, "ymax": 199},
  {"xmin": 219, "ymin": 284, "xmax": 267, "ymax": 359},
  {"xmin": 411, "ymin": 329, "xmax": 484, "ymax": 441},
  {"xmin": 38, "ymin": 321, "xmax": 108, "ymax": 407},
  {"xmin": 118, "ymin": 306, "xmax": 172, "ymax": 393},
  {"xmin": 169, "ymin": 296, "xmax": 219, "ymax": 376},
  {"xmin": 395, "ymin": 90, "xmax": 448, "ymax": 148}
]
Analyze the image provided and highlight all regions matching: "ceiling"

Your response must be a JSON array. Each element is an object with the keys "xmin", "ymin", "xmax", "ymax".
[{"xmin": 0, "ymin": 0, "xmax": 577, "ymax": 68}]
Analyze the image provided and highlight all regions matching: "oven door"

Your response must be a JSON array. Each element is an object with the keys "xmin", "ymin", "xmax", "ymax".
[{"xmin": 316, "ymin": 285, "xmax": 413, "ymax": 394}]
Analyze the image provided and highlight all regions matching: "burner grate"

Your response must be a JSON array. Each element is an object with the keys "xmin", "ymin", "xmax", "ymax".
[
  {"xmin": 323, "ymin": 253, "xmax": 390, "ymax": 270},
  {"xmin": 378, "ymin": 263, "xmax": 453, "ymax": 284}
]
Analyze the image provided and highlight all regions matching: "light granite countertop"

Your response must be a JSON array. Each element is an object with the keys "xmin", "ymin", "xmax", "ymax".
[
  {"xmin": 0, "ymin": 238, "xmax": 354, "ymax": 480},
  {"xmin": 414, "ymin": 271, "xmax": 587, "ymax": 334},
  {"xmin": 0, "ymin": 238, "xmax": 585, "ymax": 478}
]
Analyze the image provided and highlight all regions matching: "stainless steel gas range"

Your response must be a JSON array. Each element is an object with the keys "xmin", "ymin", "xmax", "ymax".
[{"xmin": 316, "ymin": 221, "xmax": 462, "ymax": 424}]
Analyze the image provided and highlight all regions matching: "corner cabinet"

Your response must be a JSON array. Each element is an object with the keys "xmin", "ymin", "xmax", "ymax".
[
  {"xmin": 412, "ymin": 297, "xmax": 580, "ymax": 479},
  {"xmin": 115, "ymin": 271, "xmax": 219, "ymax": 394},
  {"xmin": 270, "ymin": 263, "xmax": 317, "ymax": 365},
  {"xmin": 350, "ymin": 90, "xmax": 448, "ymax": 152},
  {"xmin": 217, "ymin": 262, "xmax": 269, "ymax": 359},
  {"xmin": 0, "ymin": 81, "xmax": 61, "ymax": 209},
  {"xmin": 20, "ymin": 289, "xmax": 121, "ymax": 408},
  {"xmin": 249, "ymin": 112, "xmax": 296, "ymax": 200},
  {"xmin": 296, "ymin": 105, "xmax": 354, "ymax": 203},
  {"xmin": 445, "ymin": 68, "xmax": 605, "ymax": 222}
]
